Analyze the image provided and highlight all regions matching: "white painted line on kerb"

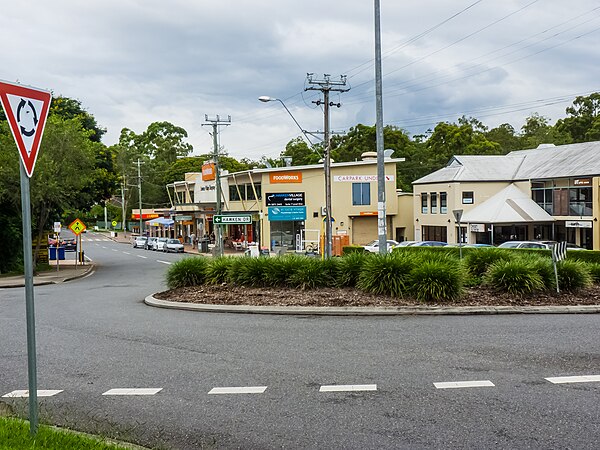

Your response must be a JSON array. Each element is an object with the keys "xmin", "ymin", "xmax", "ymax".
[
  {"xmin": 545, "ymin": 375, "xmax": 600, "ymax": 384},
  {"xmin": 208, "ymin": 386, "xmax": 267, "ymax": 395},
  {"xmin": 102, "ymin": 388, "xmax": 162, "ymax": 396},
  {"xmin": 319, "ymin": 384, "xmax": 377, "ymax": 392},
  {"xmin": 434, "ymin": 380, "xmax": 495, "ymax": 389},
  {"xmin": 2, "ymin": 390, "xmax": 63, "ymax": 398},
  {"xmin": 156, "ymin": 260, "xmax": 172, "ymax": 265},
  {"xmin": 137, "ymin": 255, "xmax": 147, "ymax": 259}
]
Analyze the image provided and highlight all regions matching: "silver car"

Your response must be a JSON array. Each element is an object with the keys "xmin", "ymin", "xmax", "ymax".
[
  {"xmin": 132, "ymin": 236, "xmax": 147, "ymax": 248},
  {"xmin": 164, "ymin": 238, "xmax": 184, "ymax": 253}
]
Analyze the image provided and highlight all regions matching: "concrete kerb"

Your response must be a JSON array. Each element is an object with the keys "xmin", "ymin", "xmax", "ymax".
[{"xmin": 144, "ymin": 294, "xmax": 600, "ymax": 316}]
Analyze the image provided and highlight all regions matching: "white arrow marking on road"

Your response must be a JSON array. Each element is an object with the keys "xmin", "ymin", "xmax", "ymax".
[
  {"xmin": 156, "ymin": 260, "xmax": 172, "ymax": 265},
  {"xmin": 102, "ymin": 388, "xmax": 162, "ymax": 396},
  {"xmin": 208, "ymin": 386, "xmax": 267, "ymax": 394},
  {"xmin": 319, "ymin": 384, "xmax": 377, "ymax": 392},
  {"xmin": 434, "ymin": 380, "xmax": 495, "ymax": 389},
  {"xmin": 545, "ymin": 375, "xmax": 600, "ymax": 384},
  {"xmin": 3, "ymin": 390, "xmax": 63, "ymax": 398}
]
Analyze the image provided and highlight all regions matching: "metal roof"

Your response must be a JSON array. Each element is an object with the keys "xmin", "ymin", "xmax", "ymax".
[{"xmin": 413, "ymin": 141, "xmax": 600, "ymax": 184}]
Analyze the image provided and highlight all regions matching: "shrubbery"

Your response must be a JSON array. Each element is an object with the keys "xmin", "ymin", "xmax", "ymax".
[{"xmin": 165, "ymin": 247, "xmax": 596, "ymax": 302}]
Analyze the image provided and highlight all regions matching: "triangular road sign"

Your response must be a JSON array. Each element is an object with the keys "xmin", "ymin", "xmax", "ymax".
[{"xmin": 0, "ymin": 80, "xmax": 52, "ymax": 177}]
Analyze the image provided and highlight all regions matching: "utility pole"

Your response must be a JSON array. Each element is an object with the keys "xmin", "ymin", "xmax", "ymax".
[
  {"xmin": 203, "ymin": 115, "xmax": 231, "ymax": 257},
  {"xmin": 375, "ymin": 0, "xmax": 387, "ymax": 254},
  {"xmin": 305, "ymin": 74, "xmax": 349, "ymax": 258},
  {"xmin": 121, "ymin": 180, "xmax": 128, "ymax": 235},
  {"xmin": 136, "ymin": 159, "xmax": 143, "ymax": 235}
]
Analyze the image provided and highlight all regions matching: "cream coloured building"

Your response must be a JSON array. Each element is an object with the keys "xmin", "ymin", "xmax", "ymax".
[{"xmin": 412, "ymin": 142, "xmax": 600, "ymax": 250}]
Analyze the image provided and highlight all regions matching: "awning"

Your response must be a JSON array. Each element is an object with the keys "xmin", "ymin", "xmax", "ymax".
[
  {"xmin": 146, "ymin": 217, "xmax": 174, "ymax": 227},
  {"xmin": 461, "ymin": 184, "xmax": 554, "ymax": 224}
]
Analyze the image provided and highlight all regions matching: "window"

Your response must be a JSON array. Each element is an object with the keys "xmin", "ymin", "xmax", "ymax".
[
  {"xmin": 462, "ymin": 191, "xmax": 474, "ymax": 204},
  {"xmin": 440, "ymin": 192, "xmax": 447, "ymax": 214},
  {"xmin": 229, "ymin": 185, "xmax": 240, "ymax": 201},
  {"xmin": 422, "ymin": 225, "xmax": 447, "ymax": 242},
  {"xmin": 569, "ymin": 187, "xmax": 592, "ymax": 216},
  {"xmin": 352, "ymin": 183, "xmax": 370, "ymax": 206},
  {"xmin": 421, "ymin": 193, "xmax": 428, "ymax": 214},
  {"xmin": 229, "ymin": 183, "xmax": 262, "ymax": 201},
  {"xmin": 430, "ymin": 193, "xmax": 438, "ymax": 214}
]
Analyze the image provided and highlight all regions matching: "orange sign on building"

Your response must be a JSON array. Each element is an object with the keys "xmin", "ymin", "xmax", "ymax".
[
  {"xmin": 269, "ymin": 172, "xmax": 302, "ymax": 183},
  {"xmin": 202, "ymin": 163, "xmax": 216, "ymax": 181}
]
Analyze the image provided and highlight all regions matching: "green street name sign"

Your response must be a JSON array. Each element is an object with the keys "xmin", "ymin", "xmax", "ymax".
[{"xmin": 213, "ymin": 214, "xmax": 252, "ymax": 225}]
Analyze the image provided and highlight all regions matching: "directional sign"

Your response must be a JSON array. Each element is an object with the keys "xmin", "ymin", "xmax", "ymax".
[
  {"xmin": 0, "ymin": 81, "xmax": 52, "ymax": 177},
  {"xmin": 453, "ymin": 209, "xmax": 463, "ymax": 223},
  {"xmin": 213, "ymin": 215, "xmax": 252, "ymax": 225},
  {"xmin": 68, "ymin": 218, "xmax": 86, "ymax": 236}
]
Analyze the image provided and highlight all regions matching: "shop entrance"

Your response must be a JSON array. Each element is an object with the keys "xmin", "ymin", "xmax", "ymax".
[{"xmin": 270, "ymin": 221, "xmax": 304, "ymax": 251}]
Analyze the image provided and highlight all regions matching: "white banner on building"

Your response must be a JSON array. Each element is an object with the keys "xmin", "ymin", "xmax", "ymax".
[
  {"xmin": 565, "ymin": 220, "xmax": 592, "ymax": 228},
  {"xmin": 334, "ymin": 175, "xmax": 395, "ymax": 182},
  {"xmin": 470, "ymin": 224, "xmax": 486, "ymax": 232}
]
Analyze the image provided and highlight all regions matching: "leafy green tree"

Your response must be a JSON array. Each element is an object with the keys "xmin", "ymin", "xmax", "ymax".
[
  {"xmin": 280, "ymin": 137, "xmax": 321, "ymax": 166},
  {"xmin": 485, "ymin": 123, "xmax": 521, "ymax": 153},
  {"xmin": 556, "ymin": 93, "xmax": 600, "ymax": 143},
  {"xmin": 520, "ymin": 113, "xmax": 571, "ymax": 149},
  {"xmin": 49, "ymin": 96, "xmax": 106, "ymax": 142},
  {"xmin": 164, "ymin": 156, "xmax": 204, "ymax": 185}
]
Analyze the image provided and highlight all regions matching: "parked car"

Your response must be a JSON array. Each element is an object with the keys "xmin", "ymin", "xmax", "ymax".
[
  {"xmin": 153, "ymin": 237, "xmax": 169, "ymax": 251},
  {"xmin": 62, "ymin": 237, "xmax": 77, "ymax": 251},
  {"xmin": 132, "ymin": 236, "xmax": 147, "ymax": 248},
  {"xmin": 145, "ymin": 237, "xmax": 158, "ymax": 250},
  {"xmin": 411, "ymin": 241, "xmax": 448, "ymax": 247},
  {"xmin": 363, "ymin": 239, "xmax": 400, "ymax": 253},
  {"xmin": 395, "ymin": 240, "xmax": 416, "ymax": 247},
  {"xmin": 164, "ymin": 238, "xmax": 184, "ymax": 253},
  {"xmin": 498, "ymin": 241, "xmax": 550, "ymax": 249},
  {"xmin": 540, "ymin": 240, "xmax": 587, "ymax": 250}
]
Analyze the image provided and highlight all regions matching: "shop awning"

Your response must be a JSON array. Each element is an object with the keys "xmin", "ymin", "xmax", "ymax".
[
  {"xmin": 146, "ymin": 217, "xmax": 174, "ymax": 227},
  {"xmin": 461, "ymin": 184, "xmax": 554, "ymax": 224}
]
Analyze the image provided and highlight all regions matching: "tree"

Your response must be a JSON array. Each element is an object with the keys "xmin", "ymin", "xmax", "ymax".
[
  {"xmin": 163, "ymin": 156, "xmax": 203, "ymax": 185},
  {"xmin": 520, "ymin": 113, "xmax": 571, "ymax": 149},
  {"xmin": 49, "ymin": 96, "xmax": 106, "ymax": 142},
  {"xmin": 485, "ymin": 123, "xmax": 521, "ymax": 153},
  {"xmin": 280, "ymin": 137, "xmax": 321, "ymax": 166},
  {"xmin": 555, "ymin": 93, "xmax": 600, "ymax": 143}
]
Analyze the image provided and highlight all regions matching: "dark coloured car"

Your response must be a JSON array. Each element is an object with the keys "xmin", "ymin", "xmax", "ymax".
[{"xmin": 62, "ymin": 237, "xmax": 77, "ymax": 251}]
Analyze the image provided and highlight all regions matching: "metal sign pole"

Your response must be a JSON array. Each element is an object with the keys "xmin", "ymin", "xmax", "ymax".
[{"xmin": 19, "ymin": 163, "xmax": 38, "ymax": 435}]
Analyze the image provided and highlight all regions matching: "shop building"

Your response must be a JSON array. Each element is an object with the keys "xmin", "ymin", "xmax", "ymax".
[{"xmin": 412, "ymin": 141, "xmax": 600, "ymax": 250}]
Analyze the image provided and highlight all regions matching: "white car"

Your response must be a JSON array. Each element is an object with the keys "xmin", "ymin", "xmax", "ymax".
[
  {"xmin": 132, "ymin": 236, "xmax": 147, "ymax": 248},
  {"xmin": 152, "ymin": 237, "xmax": 169, "ymax": 251},
  {"xmin": 363, "ymin": 239, "xmax": 400, "ymax": 253},
  {"xmin": 498, "ymin": 241, "xmax": 550, "ymax": 249},
  {"xmin": 164, "ymin": 238, "xmax": 184, "ymax": 253}
]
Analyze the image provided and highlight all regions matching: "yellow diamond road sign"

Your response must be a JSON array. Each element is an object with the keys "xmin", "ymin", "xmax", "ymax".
[{"xmin": 68, "ymin": 218, "xmax": 86, "ymax": 236}]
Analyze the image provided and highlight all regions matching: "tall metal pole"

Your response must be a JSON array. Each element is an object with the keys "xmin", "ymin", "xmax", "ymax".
[
  {"xmin": 323, "ymin": 90, "xmax": 332, "ymax": 259},
  {"xmin": 137, "ymin": 159, "xmax": 143, "ymax": 235},
  {"xmin": 375, "ymin": 0, "xmax": 387, "ymax": 255},
  {"xmin": 121, "ymin": 181, "xmax": 126, "ymax": 235},
  {"xmin": 212, "ymin": 122, "xmax": 223, "ymax": 257},
  {"xmin": 19, "ymin": 163, "xmax": 38, "ymax": 435}
]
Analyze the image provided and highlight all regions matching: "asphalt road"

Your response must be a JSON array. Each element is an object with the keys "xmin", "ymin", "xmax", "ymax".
[{"xmin": 1, "ymin": 232, "xmax": 599, "ymax": 449}]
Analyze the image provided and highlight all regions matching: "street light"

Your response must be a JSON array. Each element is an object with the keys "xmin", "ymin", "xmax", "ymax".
[{"xmin": 258, "ymin": 96, "xmax": 316, "ymax": 147}]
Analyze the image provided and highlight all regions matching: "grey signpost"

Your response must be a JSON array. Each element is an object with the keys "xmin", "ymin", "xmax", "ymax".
[
  {"xmin": 453, "ymin": 209, "xmax": 464, "ymax": 259},
  {"xmin": 0, "ymin": 81, "xmax": 52, "ymax": 436}
]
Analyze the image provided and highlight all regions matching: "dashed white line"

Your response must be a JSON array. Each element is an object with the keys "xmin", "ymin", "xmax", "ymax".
[
  {"xmin": 123, "ymin": 252, "xmax": 131, "ymax": 255},
  {"xmin": 208, "ymin": 386, "xmax": 267, "ymax": 395},
  {"xmin": 434, "ymin": 380, "xmax": 495, "ymax": 389},
  {"xmin": 112, "ymin": 249, "xmax": 118, "ymax": 252},
  {"xmin": 2, "ymin": 390, "xmax": 63, "ymax": 398},
  {"xmin": 545, "ymin": 375, "xmax": 600, "ymax": 384},
  {"xmin": 156, "ymin": 260, "xmax": 172, "ymax": 265},
  {"xmin": 137, "ymin": 255, "xmax": 147, "ymax": 259},
  {"xmin": 102, "ymin": 388, "xmax": 162, "ymax": 396},
  {"xmin": 101, "ymin": 246, "xmax": 107, "ymax": 249},
  {"xmin": 319, "ymin": 384, "xmax": 377, "ymax": 392}
]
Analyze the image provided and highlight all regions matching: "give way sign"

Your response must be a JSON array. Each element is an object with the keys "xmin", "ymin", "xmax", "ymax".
[{"xmin": 0, "ymin": 80, "xmax": 52, "ymax": 177}]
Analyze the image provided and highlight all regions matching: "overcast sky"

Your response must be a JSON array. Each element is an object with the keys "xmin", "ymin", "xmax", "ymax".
[{"xmin": 2, "ymin": 0, "xmax": 599, "ymax": 161}]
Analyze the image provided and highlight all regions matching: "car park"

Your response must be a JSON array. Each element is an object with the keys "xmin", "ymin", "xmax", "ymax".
[
  {"xmin": 164, "ymin": 238, "xmax": 184, "ymax": 253},
  {"xmin": 363, "ymin": 239, "xmax": 400, "ymax": 253},
  {"xmin": 153, "ymin": 237, "xmax": 168, "ymax": 251},
  {"xmin": 132, "ymin": 236, "xmax": 147, "ymax": 248},
  {"xmin": 145, "ymin": 237, "xmax": 158, "ymax": 250},
  {"xmin": 497, "ymin": 241, "xmax": 550, "ymax": 249}
]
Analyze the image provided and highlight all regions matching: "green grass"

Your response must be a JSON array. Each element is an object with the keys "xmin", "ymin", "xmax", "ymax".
[{"xmin": 0, "ymin": 417, "xmax": 129, "ymax": 449}]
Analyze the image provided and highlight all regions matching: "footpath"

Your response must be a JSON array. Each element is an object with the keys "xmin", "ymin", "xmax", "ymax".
[{"xmin": 0, "ymin": 259, "xmax": 93, "ymax": 289}]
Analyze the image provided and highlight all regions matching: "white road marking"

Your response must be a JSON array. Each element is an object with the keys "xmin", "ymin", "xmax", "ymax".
[
  {"xmin": 101, "ymin": 246, "xmax": 107, "ymax": 249},
  {"xmin": 156, "ymin": 260, "xmax": 172, "ymax": 265},
  {"xmin": 102, "ymin": 388, "xmax": 162, "ymax": 396},
  {"xmin": 208, "ymin": 386, "xmax": 268, "ymax": 395},
  {"xmin": 434, "ymin": 380, "xmax": 495, "ymax": 389},
  {"xmin": 319, "ymin": 384, "xmax": 377, "ymax": 392},
  {"xmin": 112, "ymin": 249, "xmax": 118, "ymax": 252},
  {"xmin": 123, "ymin": 252, "xmax": 131, "ymax": 255},
  {"xmin": 2, "ymin": 390, "xmax": 63, "ymax": 398},
  {"xmin": 545, "ymin": 375, "xmax": 600, "ymax": 384},
  {"xmin": 137, "ymin": 255, "xmax": 147, "ymax": 259}
]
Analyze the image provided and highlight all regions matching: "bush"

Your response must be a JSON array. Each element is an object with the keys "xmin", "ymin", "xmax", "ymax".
[
  {"xmin": 337, "ymin": 252, "xmax": 369, "ymax": 287},
  {"xmin": 515, "ymin": 253, "xmax": 555, "ymax": 290},
  {"xmin": 205, "ymin": 257, "xmax": 235, "ymax": 284},
  {"xmin": 409, "ymin": 259, "xmax": 464, "ymax": 302},
  {"xmin": 342, "ymin": 245, "xmax": 367, "ymax": 255},
  {"xmin": 288, "ymin": 258, "xmax": 338, "ymax": 289},
  {"xmin": 166, "ymin": 257, "xmax": 209, "ymax": 289},
  {"xmin": 233, "ymin": 257, "xmax": 271, "ymax": 287},
  {"xmin": 587, "ymin": 262, "xmax": 600, "ymax": 284},
  {"xmin": 262, "ymin": 255, "xmax": 305, "ymax": 287},
  {"xmin": 557, "ymin": 260, "xmax": 592, "ymax": 292},
  {"xmin": 484, "ymin": 259, "xmax": 545, "ymax": 296},
  {"xmin": 464, "ymin": 248, "xmax": 513, "ymax": 277},
  {"xmin": 357, "ymin": 253, "xmax": 416, "ymax": 297},
  {"xmin": 566, "ymin": 250, "xmax": 600, "ymax": 264}
]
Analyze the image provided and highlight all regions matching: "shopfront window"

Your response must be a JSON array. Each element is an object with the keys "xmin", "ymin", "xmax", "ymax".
[
  {"xmin": 569, "ymin": 187, "xmax": 592, "ymax": 216},
  {"xmin": 270, "ymin": 221, "xmax": 302, "ymax": 251}
]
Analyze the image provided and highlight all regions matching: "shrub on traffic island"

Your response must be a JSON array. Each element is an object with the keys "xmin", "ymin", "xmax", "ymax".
[
  {"xmin": 166, "ymin": 257, "xmax": 209, "ymax": 289},
  {"xmin": 484, "ymin": 259, "xmax": 545, "ymax": 296},
  {"xmin": 409, "ymin": 258, "xmax": 464, "ymax": 302},
  {"xmin": 205, "ymin": 257, "xmax": 235, "ymax": 285},
  {"xmin": 557, "ymin": 260, "xmax": 592, "ymax": 292},
  {"xmin": 337, "ymin": 252, "xmax": 369, "ymax": 287},
  {"xmin": 357, "ymin": 253, "xmax": 416, "ymax": 297}
]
